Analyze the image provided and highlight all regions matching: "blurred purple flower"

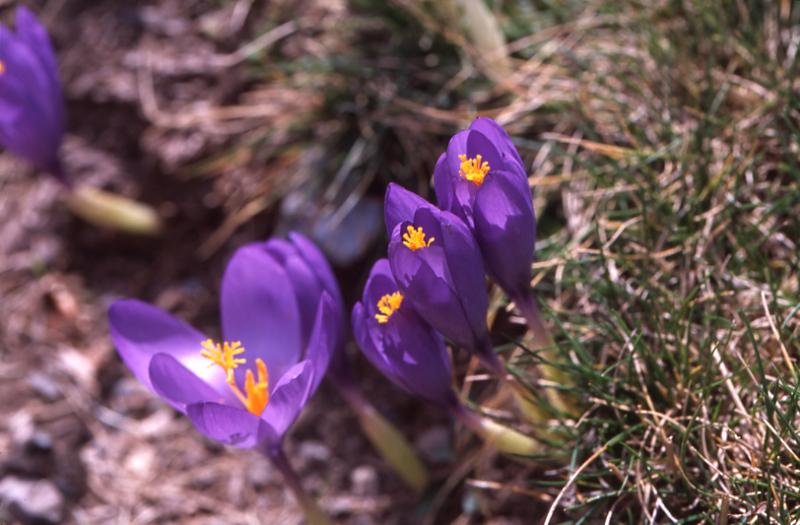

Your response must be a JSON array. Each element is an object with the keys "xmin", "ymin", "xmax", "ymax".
[
  {"xmin": 262, "ymin": 232, "xmax": 346, "ymax": 349},
  {"xmin": 0, "ymin": 7, "xmax": 66, "ymax": 181},
  {"xmin": 109, "ymin": 244, "xmax": 336, "ymax": 449},
  {"xmin": 384, "ymin": 183, "xmax": 499, "ymax": 368},
  {"xmin": 262, "ymin": 231, "xmax": 354, "ymax": 386},
  {"xmin": 434, "ymin": 117, "xmax": 536, "ymax": 300},
  {"xmin": 352, "ymin": 258, "xmax": 458, "ymax": 408}
]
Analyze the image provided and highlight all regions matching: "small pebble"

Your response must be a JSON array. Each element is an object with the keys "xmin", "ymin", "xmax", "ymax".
[
  {"xmin": 247, "ymin": 462, "xmax": 274, "ymax": 489},
  {"xmin": 0, "ymin": 476, "xmax": 65, "ymax": 525},
  {"xmin": 27, "ymin": 372, "xmax": 61, "ymax": 402},
  {"xmin": 350, "ymin": 465, "xmax": 379, "ymax": 496},
  {"xmin": 415, "ymin": 425, "xmax": 453, "ymax": 463},
  {"xmin": 298, "ymin": 441, "xmax": 331, "ymax": 463}
]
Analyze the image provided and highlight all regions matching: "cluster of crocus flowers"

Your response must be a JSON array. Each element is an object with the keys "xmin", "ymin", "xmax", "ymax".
[
  {"xmin": 0, "ymin": 7, "xmax": 160, "ymax": 235},
  {"xmin": 350, "ymin": 116, "xmax": 566, "ymax": 453}
]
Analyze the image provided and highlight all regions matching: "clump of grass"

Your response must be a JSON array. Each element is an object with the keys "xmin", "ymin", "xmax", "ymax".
[{"xmin": 487, "ymin": 1, "xmax": 800, "ymax": 522}]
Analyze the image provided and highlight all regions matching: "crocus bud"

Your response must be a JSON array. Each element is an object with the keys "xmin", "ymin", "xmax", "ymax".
[
  {"xmin": 65, "ymin": 186, "xmax": 162, "ymax": 236},
  {"xmin": 352, "ymin": 259, "xmax": 458, "ymax": 408},
  {"xmin": 384, "ymin": 184, "xmax": 498, "ymax": 368},
  {"xmin": 0, "ymin": 7, "xmax": 66, "ymax": 182},
  {"xmin": 434, "ymin": 117, "xmax": 536, "ymax": 300}
]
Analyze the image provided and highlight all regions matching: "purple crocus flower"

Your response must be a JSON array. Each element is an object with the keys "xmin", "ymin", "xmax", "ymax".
[
  {"xmin": 352, "ymin": 258, "xmax": 458, "ymax": 408},
  {"xmin": 0, "ymin": 7, "xmax": 66, "ymax": 182},
  {"xmin": 433, "ymin": 117, "xmax": 536, "ymax": 301},
  {"xmin": 352, "ymin": 259, "xmax": 544, "ymax": 457},
  {"xmin": 384, "ymin": 183, "xmax": 501, "ymax": 370},
  {"xmin": 109, "ymin": 243, "xmax": 336, "ymax": 449}
]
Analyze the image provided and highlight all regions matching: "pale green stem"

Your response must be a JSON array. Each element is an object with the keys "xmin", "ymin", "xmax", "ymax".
[
  {"xmin": 337, "ymin": 381, "xmax": 429, "ymax": 492},
  {"xmin": 475, "ymin": 337, "xmax": 551, "ymax": 425},
  {"xmin": 512, "ymin": 292, "xmax": 581, "ymax": 417},
  {"xmin": 453, "ymin": 403, "xmax": 542, "ymax": 456},
  {"xmin": 437, "ymin": 0, "xmax": 511, "ymax": 82},
  {"xmin": 265, "ymin": 446, "xmax": 332, "ymax": 525},
  {"xmin": 65, "ymin": 185, "xmax": 162, "ymax": 236}
]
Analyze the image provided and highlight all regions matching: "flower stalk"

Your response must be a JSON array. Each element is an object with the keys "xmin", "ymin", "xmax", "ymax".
[
  {"xmin": 334, "ymin": 377, "xmax": 429, "ymax": 492},
  {"xmin": 474, "ymin": 337, "xmax": 555, "ymax": 426},
  {"xmin": 264, "ymin": 446, "xmax": 332, "ymax": 525},
  {"xmin": 511, "ymin": 292, "xmax": 580, "ymax": 417},
  {"xmin": 436, "ymin": 0, "xmax": 511, "ymax": 82},
  {"xmin": 452, "ymin": 403, "xmax": 541, "ymax": 456}
]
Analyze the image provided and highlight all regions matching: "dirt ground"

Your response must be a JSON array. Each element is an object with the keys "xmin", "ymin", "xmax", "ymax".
[{"xmin": 0, "ymin": 1, "xmax": 545, "ymax": 523}]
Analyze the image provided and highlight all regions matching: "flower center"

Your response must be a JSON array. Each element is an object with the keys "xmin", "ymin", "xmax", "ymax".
[
  {"xmin": 0, "ymin": 61, "xmax": 5, "ymax": 75},
  {"xmin": 458, "ymin": 154, "xmax": 490, "ymax": 185},
  {"xmin": 402, "ymin": 225, "xmax": 434, "ymax": 251},
  {"xmin": 201, "ymin": 339, "xmax": 269, "ymax": 416},
  {"xmin": 375, "ymin": 291, "xmax": 403, "ymax": 324}
]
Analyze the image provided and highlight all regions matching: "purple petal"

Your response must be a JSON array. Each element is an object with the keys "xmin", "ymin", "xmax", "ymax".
[
  {"xmin": 437, "ymin": 209, "xmax": 489, "ymax": 344},
  {"xmin": 444, "ymin": 130, "xmax": 486, "ymax": 225},
  {"xmin": 382, "ymin": 304, "xmax": 454, "ymax": 406},
  {"xmin": 0, "ymin": 9, "xmax": 64, "ymax": 181},
  {"xmin": 465, "ymin": 130, "xmax": 504, "ymax": 178},
  {"xmin": 149, "ymin": 353, "xmax": 224, "ymax": 413},
  {"xmin": 221, "ymin": 243, "xmax": 302, "ymax": 384},
  {"xmin": 14, "ymin": 7, "xmax": 61, "ymax": 110},
  {"xmin": 108, "ymin": 299, "xmax": 229, "ymax": 398},
  {"xmin": 353, "ymin": 261, "xmax": 456, "ymax": 407},
  {"xmin": 388, "ymin": 231, "xmax": 472, "ymax": 348},
  {"xmin": 445, "ymin": 129, "xmax": 470, "ymax": 186},
  {"xmin": 288, "ymin": 232, "xmax": 344, "ymax": 309},
  {"xmin": 260, "ymin": 360, "xmax": 315, "ymax": 439},
  {"xmin": 474, "ymin": 169, "xmax": 536, "ymax": 295},
  {"xmin": 433, "ymin": 153, "xmax": 456, "ymax": 214},
  {"xmin": 187, "ymin": 402, "xmax": 268, "ymax": 448},
  {"xmin": 279, "ymin": 249, "xmax": 323, "ymax": 344},
  {"xmin": 362, "ymin": 258, "xmax": 399, "ymax": 310},
  {"xmin": 384, "ymin": 183, "xmax": 430, "ymax": 236},
  {"xmin": 469, "ymin": 117, "xmax": 525, "ymax": 169},
  {"xmin": 304, "ymin": 293, "xmax": 336, "ymax": 392},
  {"xmin": 352, "ymin": 301, "xmax": 407, "ymax": 389},
  {"xmin": 264, "ymin": 234, "xmax": 346, "ymax": 352}
]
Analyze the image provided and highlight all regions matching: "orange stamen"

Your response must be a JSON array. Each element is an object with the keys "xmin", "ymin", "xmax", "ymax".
[
  {"xmin": 458, "ymin": 154, "xmax": 490, "ymax": 185},
  {"xmin": 375, "ymin": 291, "xmax": 404, "ymax": 324},
  {"xmin": 200, "ymin": 339, "xmax": 269, "ymax": 416},
  {"xmin": 402, "ymin": 225, "xmax": 434, "ymax": 251}
]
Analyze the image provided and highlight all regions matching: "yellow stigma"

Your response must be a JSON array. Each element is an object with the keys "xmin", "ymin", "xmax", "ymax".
[
  {"xmin": 402, "ymin": 225, "xmax": 434, "ymax": 251},
  {"xmin": 0, "ymin": 60, "xmax": 5, "ymax": 75},
  {"xmin": 201, "ymin": 339, "xmax": 269, "ymax": 416},
  {"xmin": 458, "ymin": 154, "xmax": 490, "ymax": 185},
  {"xmin": 375, "ymin": 291, "xmax": 404, "ymax": 324}
]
